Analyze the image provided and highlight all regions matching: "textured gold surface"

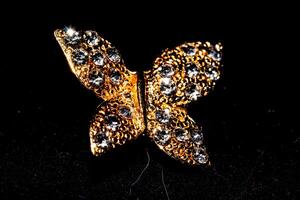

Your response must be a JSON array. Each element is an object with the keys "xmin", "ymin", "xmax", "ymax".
[{"xmin": 54, "ymin": 28, "xmax": 223, "ymax": 165}]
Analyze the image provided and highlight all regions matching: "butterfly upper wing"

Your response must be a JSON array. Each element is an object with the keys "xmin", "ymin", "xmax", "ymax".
[
  {"xmin": 55, "ymin": 28, "xmax": 145, "ymax": 155},
  {"xmin": 54, "ymin": 28, "xmax": 134, "ymax": 101},
  {"xmin": 144, "ymin": 41, "xmax": 223, "ymax": 165}
]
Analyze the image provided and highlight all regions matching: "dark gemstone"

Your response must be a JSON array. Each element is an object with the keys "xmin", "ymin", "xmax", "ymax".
[
  {"xmin": 92, "ymin": 52, "xmax": 104, "ymax": 66},
  {"xmin": 110, "ymin": 69, "xmax": 122, "ymax": 84},
  {"xmin": 72, "ymin": 49, "xmax": 88, "ymax": 65},
  {"xmin": 119, "ymin": 106, "xmax": 132, "ymax": 118},
  {"xmin": 174, "ymin": 128, "xmax": 189, "ymax": 141},
  {"xmin": 159, "ymin": 64, "xmax": 174, "ymax": 77},
  {"xmin": 88, "ymin": 71, "xmax": 104, "ymax": 87},
  {"xmin": 107, "ymin": 48, "xmax": 121, "ymax": 63},
  {"xmin": 105, "ymin": 114, "xmax": 121, "ymax": 131},
  {"xmin": 94, "ymin": 133, "xmax": 109, "ymax": 148},
  {"xmin": 84, "ymin": 31, "xmax": 99, "ymax": 46}
]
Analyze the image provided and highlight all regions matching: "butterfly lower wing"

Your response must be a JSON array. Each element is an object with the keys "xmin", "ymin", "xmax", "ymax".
[
  {"xmin": 90, "ymin": 88, "xmax": 145, "ymax": 156},
  {"xmin": 146, "ymin": 105, "xmax": 208, "ymax": 165},
  {"xmin": 54, "ymin": 27, "xmax": 133, "ymax": 101},
  {"xmin": 144, "ymin": 41, "xmax": 223, "ymax": 165}
]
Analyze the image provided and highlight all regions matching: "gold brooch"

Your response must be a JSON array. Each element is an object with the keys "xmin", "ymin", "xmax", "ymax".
[{"xmin": 54, "ymin": 27, "xmax": 223, "ymax": 165}]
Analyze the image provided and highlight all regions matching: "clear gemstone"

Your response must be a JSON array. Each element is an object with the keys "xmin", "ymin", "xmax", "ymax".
[
  {"xmin": 193, "ymin": 147, "xmax": 208, "ymax": 164},
  {"xmin": 92, "ymin": 52, "xmax": 105, "ymax": 66},
  {"xmin": 94, "ymin": 133, "xmax": 109, "ymax": 148},
  {"xmin": 183, "ymin": 46, "xmax": 196, "ymax": 56},
  {"xmin": 156, "ymin": 109, "xmax": 170, "ymax": 123},
  {"xmin": 72, "ymin": 49, "xmax": 88, "ymax": 65},
  {"xmin": 155, "ymin": 129, "xmax": 171, "ymax": 145},
  {"xmin": 174, "ymin": 128, "xmax": 189, "ymax": 142},
  {"xmin": 64, "ymin": 28, "xmax": 81, "ymax": 45},
  {"xmin": 186, "ymin": 85, "xmax": 201, "ymax": 101},
  {"xmin": 205, "ymin": 67, "xmax": 220, "ymax": 80},
  {"xmin": 105, "ymin": 114, "xmax": 121, "ymax": 131},
  {"xmin": 84, "ymin": 31, "xmax": 99, "ymax": 46},
  {"xmin": 186, "ymin": 63, "xmax": 199, "ymax": 78},
  {"xmin": 119, "ymin": 106, "xmax": 132, "ymax": 118},
  {"xmin": 191, "ymin": 129, "xmax": 203, "ymax": 145},
  {"xmin": 89, "ymin": 70, "xmax": 104, "ymax": 87},
  {"xmin": 107, "ymin": 48, "xmax": 121, "ymax": 63},
  {"xmin": 110, "ymin": 69, "xmax": 122, "ymax": 84},
  {"xmin": 208, "ymin": 49, "xmax": 222, "ymax": 61},
  {"xmin": 159, "ymin": 64, "xmax": 174, "ymax": 77},
  {"xmin": 160, "ymin": 78, "xmax": 176, "ymax": 96}
]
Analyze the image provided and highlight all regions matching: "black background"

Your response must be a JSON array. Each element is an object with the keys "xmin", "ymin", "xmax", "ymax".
[{"xmin": 0, "ymin": 7, "xmax": 299, "ymax": 200}]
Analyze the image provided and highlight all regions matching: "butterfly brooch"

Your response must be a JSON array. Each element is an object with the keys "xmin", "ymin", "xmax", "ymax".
[{"xmin": 54, "ymin": 27, "xmax": 223, "ymax": 165}]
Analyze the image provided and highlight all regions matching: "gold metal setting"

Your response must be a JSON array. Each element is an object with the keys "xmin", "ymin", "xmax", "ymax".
[{"xmin": 54, "ymin": 27, "xmax": 223, "ymax": 165}]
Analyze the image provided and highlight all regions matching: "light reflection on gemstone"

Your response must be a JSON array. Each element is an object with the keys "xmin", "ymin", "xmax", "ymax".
[
  {"xmin": 107, "ymin": 48, "xmax": 121, "ymax": 63},
  {"xmin": 205, "ymin": 67, "xmax": 220, "ymax": 81},
  {"xmin": 193, "ymin": 147, "xmax": 208, "ymax": 164},
  {"xmin": 160, "ymin": 78, "xmax": 176, "ymax": 96},
  {"xmin": 94, "ymin": 133, "xmax": 109, "ymax": 148},
  {"xmin": 156, "ymin": 109, "xmax": 170, "ymax": 123},
  {"xmin": 64, "ymin": 27, "xmax": 81, "ymax": 45},
  {"xmin": 182, "ymin": 46, "xmax": 196, "ymax": 56},
  {"xmin": 186, "ymin": 63, "xmax": 199, "ymax": 78},
  {"xmin": 186, "ymin": 85, "xmax": 201, "ymax": 101},
  {"xmin": 154, "ymin": 129, "xmax": 171, "ymax": 145},
  {"xmin": 191, "ymin": 129, "xmax": 203, "ymax": 145}
]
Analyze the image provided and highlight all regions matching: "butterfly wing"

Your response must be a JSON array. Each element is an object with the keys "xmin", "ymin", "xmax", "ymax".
[
  {"xmin": 144, "ymin": 41, "xmax": 223, "ymax": 165},
  {"xmin": 55, "ymin": 28, "xmax": 145, "ymax": 156},
  {"xmin": 54, "ymin": 28, "xmax": 134, "ymax": 101}
]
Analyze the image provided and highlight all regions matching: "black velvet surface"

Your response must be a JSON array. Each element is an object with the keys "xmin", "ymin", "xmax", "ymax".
[{"xmin": 0, "ymin": 10, "xmax": 298, "ymax": 200}]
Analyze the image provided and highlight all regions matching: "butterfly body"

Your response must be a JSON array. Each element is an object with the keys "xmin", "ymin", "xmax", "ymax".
[{"xmin": 54, "ymin": 27, "xmax": 223, "ymax": 165}]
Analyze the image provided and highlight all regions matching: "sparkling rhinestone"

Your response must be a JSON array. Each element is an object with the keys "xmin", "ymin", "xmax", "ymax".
[
  {"xmin": 72, "ymin": 49, "xmax": 88, "ymax": 65},
  {"xmin": 160, "ymin": 78, "xmax": 176, "ymax": 96},
  {"xmin": 155, "ymin": 129, "xmax": 171, "ymax": 145},
  {"xmin": 186, "ymin": 63, "xmax": 199, "ymax": 78},
  {"xmin": 84, "ymin": 31, "xmax": 99, "ymax": 46},
  {"xmin": 94, "ymin": 133, "xmax": 109, "ymax": 148},
  {"xmin": 92, "ymin": 52, "xmax": 105, "ymax": 66},
  {"xmin": 64, "ymin": 27, "xmax": 81, "ymax": 45},
  {"xmin": 174, "ymin": 128, "xmax": 189, "ymax": 142},
  {"xmin": 208, "ymin": 49, "xmax": 222, "ymax": 61},
  {"xmin": 89, "ymin": 70, "xmax": 104, "ymax": 87},
  {"xmin": 110, "ymin": 69, "xmax": 122, "ymax": 84},
  {"xmin": 105, "ymin": 114, "xmax": 121, "ymax": 131},
  {"xmin": 205, "ymin": 67, "xmax": 220, "ymax": 80},
  {"xmin": 191, "ymin": 129, "xmax": 203, "ymax": 145},
  {"xmin": 193, "ymin": 147, "xmax": 208, "ymax": 164},
  {"xmin": 159, "ymin": 64, "xmax": 174, "ymax": 77},
  {"xmin": 182, "ymin": 46, "xmax": 196, "ymax": 56},
  {"xmin": 186, "ymin": 85, "xmax": 201, "ymax": 101},
  {"xmin": 107, "ymin": 48, "xmax": 121, "ymax": 63},
  {"xmin": 119, "ymin": 106, "xmax": 132, "ymax": 118},
  {"xmin": 156, "ymin": 109, "xmax": 170, "ymax": 123}
]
